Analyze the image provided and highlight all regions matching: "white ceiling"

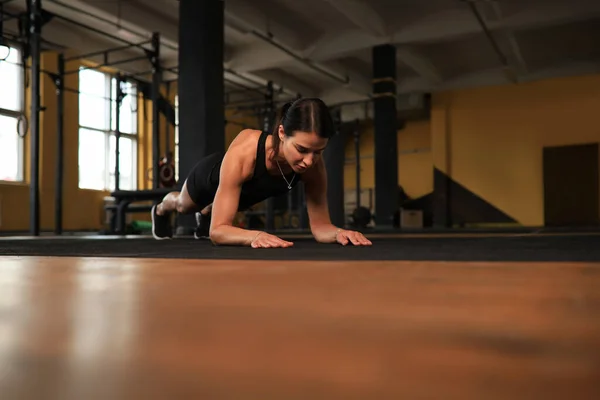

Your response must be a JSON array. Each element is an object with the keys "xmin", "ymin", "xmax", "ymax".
[{"xmin": 3, "ymin": 0, "xmax": 600, "ymax": 116}]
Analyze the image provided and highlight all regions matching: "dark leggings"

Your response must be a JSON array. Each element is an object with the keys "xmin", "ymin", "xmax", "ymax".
[{"xmin": 183, "ymin": 152, "xmax": 223, "ymax": 209}]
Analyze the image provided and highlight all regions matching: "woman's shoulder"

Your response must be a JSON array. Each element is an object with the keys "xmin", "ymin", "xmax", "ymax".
[
  {"xmin": 236, "ymin": 128, "xmax": 263, "ymax": 143},
  {"xmin": 227, "ymin": 129, "xmax": 262, "ymax": 154},
  {"xmin": 223, "ymin": 129, "xmax": 263, "ymax": 177}
]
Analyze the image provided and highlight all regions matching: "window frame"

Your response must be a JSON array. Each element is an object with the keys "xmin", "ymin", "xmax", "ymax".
[
  {"xmin": 78, "ymin": 67, "xmax": 139, "ymax": 191},
  {"xmin": 0, "ymin": 43, "xmax": 26, "ymax": 183}
]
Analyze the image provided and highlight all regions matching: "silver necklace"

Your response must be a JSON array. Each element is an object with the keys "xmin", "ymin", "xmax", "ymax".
[{"xmin": 275, "ymin": 159, "xmax": 296, "ymax": 190}]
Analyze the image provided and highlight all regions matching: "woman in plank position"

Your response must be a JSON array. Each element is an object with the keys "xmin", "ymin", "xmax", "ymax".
[{"xmin": 151, "ymin": 97, "xmax": 372, "ymax": 248}]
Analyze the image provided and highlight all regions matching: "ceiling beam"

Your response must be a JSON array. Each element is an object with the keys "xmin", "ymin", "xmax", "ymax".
[
  {"xmin": 318, "ymin": 86, "xmax": 369, "ymax": 106},
  {"xmin": 2, "ymin": 7, "xmax": 181, "ymax": 83},
  {"xmin": 224, "ymin": 0, "xmax": 371, "ymax": 96},
  {"xmin": 251, "ymin": 69, "xmax": 319, "ymax": 98},
  {"xmin": 307, "ymin": 2, "xmax": 600, "ymax": 62},
  {"xmin": 43, "ymin": 0, "xmax": 179, "ymax": 53},
  {"xmin": 521, "ymin": 59, "xmax": 600, "ymax": 83},
  {"xmin": 396, "ymin": 47, "xmax": 443, "ymax": 84},
  {"xmin": 321, "ymin": 0, "xmax": 387, "ymax": 36},
  {"xmin": 396, "ymin": 58, "xmax": 600, "ymax": 94},
  {"xmin": 226, "ymin": 42, "xmax": 372, "ymax": 98},
  {"xmin": 226, "ymin": 41, "xmax": 294, "ymax": 72},
  {"xmin": 483, "ymin": 1, "xmax": 529, "ymax": 76},
  {"xmin": 224, "ymin": 0, "xmax": 305, "ymax": 50}
]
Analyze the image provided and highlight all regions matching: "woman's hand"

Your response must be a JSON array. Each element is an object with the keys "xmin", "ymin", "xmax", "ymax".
[
  {"xmin": 335, "ymin": 229, "xmax": 372, "ymax": 246},
  {"xmin": 250, "ymin": 232, "xmax": 294, "ymax": 248}
]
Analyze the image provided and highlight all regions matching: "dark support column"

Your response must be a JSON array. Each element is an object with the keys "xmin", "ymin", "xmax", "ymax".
[
  {"xmin": 177, "ymin": 0, "xmax": 224, "ymax": 234},
  {"xmin": 54, "ymin": 54, "xmax": 64, "ymax": 235},
  {"xmin": 114, "ymin": 73, "xmax": 123, "ymax": 191},
  {"xmin": 297, "ymin": 184, "xmax": 308, "ymax": 229},
  {"xmin": 433, "ymin": 169, "xmax": 451, "ymax": 228},
  {"xmin": 353, "ymin": 120, "xmax": 360, "ymax": 209},
  {"xmin": 323, "ymin": 108, "xmax": 345, "ymax": 228},
  {"xmin": 372, "ymin": 44, "xmax": 398, "ymax": 229},
  {"xmin": 29, "ymin": 0, "xmax": 42, "ymax": 236},
  {"xmin": 151, "ymin": 32, "xmax": 161, "ymax": 189}
]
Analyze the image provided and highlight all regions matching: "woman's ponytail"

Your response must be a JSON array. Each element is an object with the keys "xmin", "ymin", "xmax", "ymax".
[{"xmin": 271, "ymin": 101, "xmax": 294, "ymax": 158}]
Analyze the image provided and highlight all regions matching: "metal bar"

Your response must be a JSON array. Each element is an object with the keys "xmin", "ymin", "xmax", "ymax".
[
  {"xmin": 354, "ymin": 120, "xmax": 361, "ymax": 209},
  {"xmin": 62, "ymin": 85, "xmax": 136, "ymax": 102},
  {"xmin": 63, "ymin": 40, "xmax": 151, "ymax": 62},
  {"xmin": 127, "ymin": 63, "xmax": 177, "ymax": 79},
  {"xmin": 151, "ymin": 32, "xmax": 161, "ymax": 189},
  {"xmin": 0, "ymin": 3, "xmax": 4, "ymax": 43},
  {"xmin": 225, "ymin": 68, "xmax": 300, "ymax": 98},
  {"xmin": 63, "ymin": 55, "xmax": 148, "ymax": 75},
  {"xmin": 286, "ymin": 190, "xmax": 293, "ymax": 227},
  {"xmin": 465, "ymin": 1, "xmax": 511, "ymax": 70},
  {"xmin": 225, "ymin": 94, "xmax": 298, "ymax": 108},
  {"xmin": 224, "ymin": 78, "xmax": 267, "ymax": 96},
  {"xmin": 126, "ymin": 69, "xmax": 152, "ymax": 78},
  {"xmin": 225, "ymin": 88, "xmax": 261, "ymax": 96},
  {"xmin": 164, "ymin": 80, "xmax": 171, "ymax": 156},
  {"xmin": 29, "ymin": 0, "xmax": 41, "ymax": 236},
  {"xmin": 0, "ymin": 5, "xmax": 20, "ymax": 23},
  {"xmin": 51, "ymin": 12, "xmax": 154, "ymax": 54},
  {"xmin": 0, "ymin": 108, "xmax": 22, "ymax": 118},
  {"xmin": 264, "ymin": 81, "xmax": 275, "ymax": 231},
  {"xmin": 298, "ymin": 182, "xmax": 306, "ymax": 229},
  {"xmin": 224, "ymin": 68, "xmax": 268, "ymax": 87},
  {"xmin": 46, "ymin": 0, "xmax": 178, "ymax": 51},
  {"xmin": 54, "ymin": 53, "xmax": 64, "ymax": 235},
  {"xmin": 250, "ymin": 30, "xmax": 350, "ymax": 85},
  {"xmin": 114, "ymin": 73, "xmax": 123, "ymax": 191}
]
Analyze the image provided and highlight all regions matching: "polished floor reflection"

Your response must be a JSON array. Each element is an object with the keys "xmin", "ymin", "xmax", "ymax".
[{"xmin": 1, "ymin": 256, "xmax": 599, "ymax": 399}]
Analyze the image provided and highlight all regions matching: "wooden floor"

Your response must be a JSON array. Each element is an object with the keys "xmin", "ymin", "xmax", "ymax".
[{"xmin": 1, "ymin": 256, "xmax": 599, "ymax": 400}]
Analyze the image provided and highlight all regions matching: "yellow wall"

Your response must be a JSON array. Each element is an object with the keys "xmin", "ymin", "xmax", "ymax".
[
  {"xmin": 225, "ymin": 110, "xmax": 260, "ymax": 147},
  {"xmin": 397, "ymin": 120, "xmax": 432, "ymax": 199},
  {"xmin": 432, "ymin": 73, "xmax": 600, "ymax": 226},
  {"xmin": 0, "ymin": 52, "xmax": 109, "ymax": 231},
  {"xmin": 343, "ymin": 119, "xmax": 432, "ymax": 199}
]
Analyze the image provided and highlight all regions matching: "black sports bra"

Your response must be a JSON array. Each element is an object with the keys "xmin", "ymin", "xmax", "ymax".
[{"xmin": 208, "ymin": 130, "xmax": 301, "ymax": 211}]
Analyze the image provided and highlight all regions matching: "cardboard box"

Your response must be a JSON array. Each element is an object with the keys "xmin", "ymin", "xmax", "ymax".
[{"xmin": 400, "ymin": 209, "xmax": 423, "ymax": 228}]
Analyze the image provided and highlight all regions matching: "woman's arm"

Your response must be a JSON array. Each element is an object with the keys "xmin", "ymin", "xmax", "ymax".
[
  {"xmin": 303, "ymin": 159, "xmax": 372, "ymax": 246},
  {"xmin": 302, "ymin": 159, "xmax": 338, "ymax": 242},
  {"xmin": 208, "ymin": 145, "xmax": 257, "ymax": 246}
]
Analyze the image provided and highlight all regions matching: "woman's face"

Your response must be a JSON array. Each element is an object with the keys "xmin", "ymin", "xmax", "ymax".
[{"xmin": 278, "ymin": 125, "xmax": 328, "ymax": 173}]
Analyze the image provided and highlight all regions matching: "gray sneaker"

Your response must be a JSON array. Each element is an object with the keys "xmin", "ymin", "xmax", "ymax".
[{"xmin": 151, "ymin": 205, "xmax": 172, "ymax": 239}]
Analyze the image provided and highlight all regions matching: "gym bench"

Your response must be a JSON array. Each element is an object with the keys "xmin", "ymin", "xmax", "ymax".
[{"xmin": 106, "ymin": 188, "xmax": 173, "ymax": 234}]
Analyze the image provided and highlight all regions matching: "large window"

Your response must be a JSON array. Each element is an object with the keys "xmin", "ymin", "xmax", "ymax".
[
  {"xmin": 0, "ymin": 46, "xmax": 25, "ymax": 182},
  {"xmin": 78, "ymin": 68, "xmax": 138, "ymax": 191}
]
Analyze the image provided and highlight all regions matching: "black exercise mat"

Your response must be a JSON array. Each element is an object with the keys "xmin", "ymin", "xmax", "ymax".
[{"xmin": 0, "ymin": 234, "xmax": 598, "ymax": 262}]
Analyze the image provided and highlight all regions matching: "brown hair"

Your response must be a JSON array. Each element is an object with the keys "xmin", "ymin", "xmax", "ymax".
[{"xmin": 271, "ymin": 97, "xmax": 335, "ymax": 158}]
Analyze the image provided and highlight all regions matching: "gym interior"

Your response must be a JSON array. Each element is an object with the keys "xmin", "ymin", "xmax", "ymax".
[{"xmin": 1, "ymin": 0, "xmax": 599, "ymax": 398}]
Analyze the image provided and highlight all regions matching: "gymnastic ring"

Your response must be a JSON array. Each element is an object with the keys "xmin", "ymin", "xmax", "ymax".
[
  {"xmin": 159, "ymin": 163, "xmax": 175, "ymax": 187},
  {"xmin": 16, "ymin": 114, "xmax": 28, "ymax": 138}
]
